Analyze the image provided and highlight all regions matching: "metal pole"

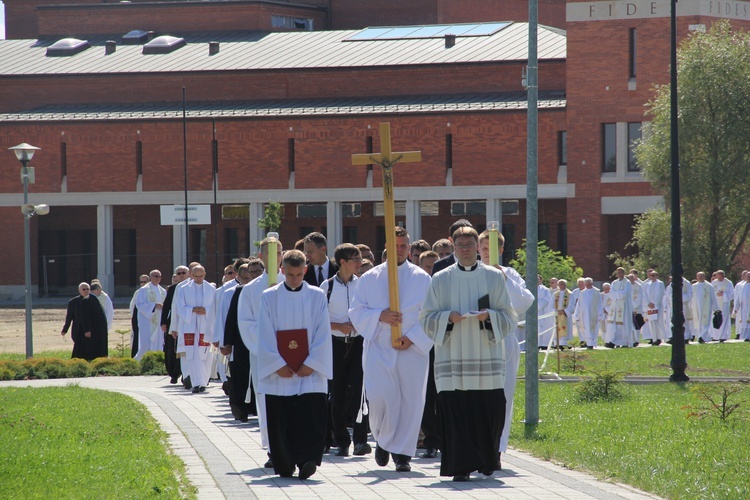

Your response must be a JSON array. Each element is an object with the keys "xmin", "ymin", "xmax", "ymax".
[
  {"xmin": 212, "ymin": 119, "xmax": 220, "ymax": 281},
  {"xmin": 182, "ymin": 87, "xmax": 190, "ymax": 264},
  {"xmin": 525, "ymin": 0, "xmax": 540, "ymax": 429},
  {"xmin": 22, "ymin": 159, "xmax": 33, "ymax": 359},
  {"xmin": 669, "ymin": 0, "xmax": 688, "ymax": 382}
]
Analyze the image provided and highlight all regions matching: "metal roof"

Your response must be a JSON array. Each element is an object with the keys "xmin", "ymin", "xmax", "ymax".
[
  {"xmin": 0, "ymin": 22, "xmax": 566, "ymax": 76},
  {"xmin": 0, "ymin": 92, "xmax": 566, "ymax": 122}
]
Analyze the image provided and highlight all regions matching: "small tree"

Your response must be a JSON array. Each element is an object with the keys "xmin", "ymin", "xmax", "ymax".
[
  {"xmin": 509, "ymin": 239, "xmax": 583, "ymax": 285},
  {"xmin": 255, "ymin": 201, "xmax": 283, "ymax": 246}
]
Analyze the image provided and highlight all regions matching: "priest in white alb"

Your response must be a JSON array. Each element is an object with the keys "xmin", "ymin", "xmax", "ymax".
[
  {"xmin": 710, "ymin": 270, "xmax": 734, "ymax": 342},
  {"xmin": 420, "ymin": 227, "xmax": 517, "ymax": 482},
  {"xmin": 174, "ymin": 265, "xmax": 216, "ymax": 393},
  {"xmin": 641, "ymin": 270, "xmax": 667, "ymax": 345},
  {"xmin": 573, "ymin": 278, "xmax": 602, "ymax": 349},
  {"xmin": 478, "ymin": 229, "xmax": 533, "ymax": 468},
  {"xmin": 733, "ymin": 271, "xmax": 750, "ymax": 341},
  {"xmin": 605, "ymin": 267, "xmax": 633, "ymax": 348},
  {"xmin": 349, "ymin": 226, "xmax": 433, "ymax": 473},
  {"xmin": 691, "ymin": 272, "xmax": 719, "ymax": 343},
  {"xmin": 256, "ymin": 250, "xmax": 332, "ymax": 480},
  {"xmin": 135, "ymin": 269, "xmax": 167, "ymax": 360}
]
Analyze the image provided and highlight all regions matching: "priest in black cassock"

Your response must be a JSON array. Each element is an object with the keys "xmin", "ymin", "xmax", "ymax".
[
  {"xmin": 78, "ymin": 285, "xmax": 110, "ymax": 361},
  {"xmin": 419, "ymin": 227, "xmax": 517, "ymax": 482}
]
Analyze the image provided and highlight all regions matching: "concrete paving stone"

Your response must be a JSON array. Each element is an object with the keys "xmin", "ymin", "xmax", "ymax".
[{"xmin": 2, "ymin": 376, "xmax": 664, "ymax": 499}]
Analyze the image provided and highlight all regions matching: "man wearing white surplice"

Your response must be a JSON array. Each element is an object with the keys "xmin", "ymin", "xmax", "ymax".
[
  {"xmin": 536, "ymin": 276, "xmax": 555, "ymax": 349},
  {"xmin": 419, "ymin": 227, "xmax": 517, "ymax": 482},
  {"xmin": 175, "ymin": 265, "xmax": 216, "ymax": 393},
  {"xmin": 256, "ymin": 250, "xmax": 332, "ymax": 480},
  {"xmin": 711, "ymin": 270, "xmax": 734, "ymax": 341},
  {"xmin": 566, "ymin": 278, "xmax": 585, "ymax": 344},
  {"xmin": 665, "ymin": 276, "xmax": 694, "ymax": 342},
  {"xmin": 692, "ymin": 272, "xmax": 719, "ymax": 343},
  {"xmin": 605, "ymin": 268, "xmax": 633, "ymax": 348},
  {"xmin": 573, "ymin": 278, "xmax": 602, "ymax": 349},
  {"xmin": 237, "ymin": 238, "xmax": 284, "ymax": 465},
  {"xmin": 628, "ymin": 273, "xmax": 643, "ymax": 345},
  {"xmin": 349, "ymin": 226, "xmax": 432, "ymax": 473},
  {"xmin": 135, "ymin": 269, "xmax": 167, "ymax": 360},
  {"xmin": 641, "ymin": 270, "xmax": 667, "ymax": 345}
]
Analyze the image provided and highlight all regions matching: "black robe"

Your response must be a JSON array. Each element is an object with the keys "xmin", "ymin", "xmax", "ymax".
[
  {"xmin": 77, "ymin": 295, "xmax": 109, "ymax": 361},
  {"xmin": 224, "ymin": 285, "xmax": 254, "ymax": 417},
  {"xmin": 62, "ymin": 295, "xmax": 85, "ymax": 359}
]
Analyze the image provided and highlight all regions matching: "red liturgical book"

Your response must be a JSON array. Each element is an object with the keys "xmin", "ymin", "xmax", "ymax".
[{"xmin": 277, "ymin": 329, "xmax": 309, "ymax": 372}]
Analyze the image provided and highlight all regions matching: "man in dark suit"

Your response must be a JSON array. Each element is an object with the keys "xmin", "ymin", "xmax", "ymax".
[
  {"xmin": 302, "ymin": 232, "xmax": 339, "ymax": 287},
  {"xmin": 420, "ymin": 219, "xmax": 474, "ymax": 459},
  {"xmin": 161, "ymin": 265, "xmax": 189, "ymax": 384},
  {"xmin": 61, "ymin": 282, "xmax": 89, "ymax": 359},
  {"xmin": 430, "ymin": 219, "xmax": 475, "ymax": 276}
]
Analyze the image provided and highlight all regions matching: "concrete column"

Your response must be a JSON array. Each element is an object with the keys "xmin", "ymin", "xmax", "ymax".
[
  {"xmin": 96, "ymin": 205, "xmax": 115, "ymax": 296},
  {"xmin": 486, "ymin": 198, "xmax": 503, "ymax": 229},
  {"xmin": 405, "ymin": 200, "xmax": 422, "ymax": 241},
  {"xmin": 326, "ymin": 201, "xmax": 343, "ymax": 252},
  {"xmin": 172, "ymin": 223, "xmax": 186, "ymax": 270},
  {"xmin": 248, "ymin": 203, "xmax": 265, "ymax": 250}
]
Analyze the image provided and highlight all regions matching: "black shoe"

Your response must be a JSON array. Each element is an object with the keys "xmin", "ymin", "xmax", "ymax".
[
  {"xmin": 587, "ymin": 346, "xmax": 594, "ymax": 350},
  {"xmin": 264, "ymin": 453, "xmax": 273, "ymax": 468},
  {"xmin": 698, "ymin": 338, "xmax": 705, "ymax": 344},
  {"xmin": 298, "ymin": 461, "xmax": 317, "ymax": 480},
  {"xmin": 654, "ymin": 340, "xmax": 662, "ymax": 346},
  {"xmin": 183, "ymin": 376, "xmax": 192, "ymax": 389},
  {"xmin": 222, "ymin": 380, "xmax": 231, "ymax": 396},
  {"xmin": 170, "ymin": 376, "xmax": 178, "ymax": 384},
  {"xmin": 453, "ymin": 473, "xmax": 470, "ymax": 482},
  {"xmin": 352, "ymin": 443, "xmax": 372, "ymax": 456},
  {"xmin": 580, "ymin": 341, "xmax": 586, "ymax": 347},
  {"xmin": 647, "ymin": 340, "xmax": 654, "ymax": 345},
  {"xmin": 394, "ymin": 458, "xmax": 411, "ymax": 472},
  {"xmin": 666, "ymin": 339, "xmax": 673, "ymax": 345},
  {"xmin": 374, "ymin": 445, "xmax": 389, "ymax": 467},
  {"xmin": 744, "ymin": 339, "xmax": 750, "ymax": 342},
  {"xmin": 720, "ymin": 339, "xmax": 726, "ymax": 343},
  {"xmin": 736, "ymin": 334, "xmax": 741, "ymax": 340},
  {"xmin": 604, "ymin": 342, "xmax": 615, "ymax": 349},
  {"xmin": 199, "ymin": 386, "xmax": 206, "ymax": 393},
  {"xmin": 685, "ymin": 339, "xmax": 690, "ymax": 345},
  {"xmin": 335, "ymin": 445, "xmax": 349, "ymax": 457},
  {"xmin": 191, "ymin": 386, "xmax": 200, "ymax": 394},
  {"xmin": 480, "ymin": 467, "xmax": 494, "ymax": 476},
  {"xmin": 421, "ymin": 447, "xmax": 438, "ymax": 459},
  {"xmin": 633, "ymin": 342, "xmax": 639, "ymax": 347}
]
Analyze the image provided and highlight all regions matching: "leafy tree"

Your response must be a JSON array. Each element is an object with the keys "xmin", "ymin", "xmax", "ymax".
[
  {"xmin": 509, "ymin": 240, "xmax": 583, "ymax": 286},
  {"xmin": 633, "ymin": 21, "xmax": 750, "ymax": 278},
  {"xmin": 258, "ymin": 201, "xmax": 283, "ymax": 233}
]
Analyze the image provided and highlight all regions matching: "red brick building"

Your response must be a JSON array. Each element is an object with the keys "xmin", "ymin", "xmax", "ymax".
[{"xmin": 0, "ymin": 0, "xmax": 746, "ymax": 297}]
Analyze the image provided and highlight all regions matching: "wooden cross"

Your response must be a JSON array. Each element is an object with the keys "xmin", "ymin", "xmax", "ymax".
[{"xmin": 352, "ymin": 123, "xmax": 422, "ymax": 346}]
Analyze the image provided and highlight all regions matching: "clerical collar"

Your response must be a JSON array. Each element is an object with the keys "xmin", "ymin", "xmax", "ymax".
[
  {"xmin": 457, "ymin": 262, "xmax": 479, "ymax": 272},
  {"xmin": 284, "ymin": 283, "xmax": 303, "ymax": 292}
]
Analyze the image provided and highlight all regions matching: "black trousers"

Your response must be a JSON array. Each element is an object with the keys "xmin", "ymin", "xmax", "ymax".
[
  {"xmin": 437, "ymin": 388, "xmax": 505, "ymax": 477},
  {"xmin": 330, "ymin": 336, "xmax": 369, "ymax": 447},
  {"xmin": 130, "ymin": 311, "xmax": 139, "ymax": 358},
  {"xmin": 228, "ymin": 343, "xmax": 253, "ymax": 416},
  {"xmin": 163, "ymin": 332, "xmax": 181, "ymax": 380},
  {"xmin": 420, "ymin": 347, "xmax": 441, "ymax": 450},
  {"xmin": 266, "ymin": 393, "xmax": 327, "ymax": 476}
]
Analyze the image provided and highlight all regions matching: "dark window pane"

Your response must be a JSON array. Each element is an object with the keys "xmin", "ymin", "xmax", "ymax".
[
  {"xmin": 628, "ymin": 122, "xmax": 642, "ymax": 171},
  {"xmin": 602, "ymin": 123, "xmax": 617, "ymax": 172}
]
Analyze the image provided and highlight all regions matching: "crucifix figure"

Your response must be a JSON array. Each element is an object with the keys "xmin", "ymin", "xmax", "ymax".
[{"xmin": 352, "ymin": 122, "xmax": 422, "ymax": 346}]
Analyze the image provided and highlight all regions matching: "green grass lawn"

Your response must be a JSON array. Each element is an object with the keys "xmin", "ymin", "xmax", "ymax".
[
  {"xmin": 510, "ymin": 381, "xmax": 750, "ymax": 500},
  {"xmin": 0, "ymin": 348, "xmax": 127, "ymax": 362},
  {"xmin": 0, "ymin": 385, "xmax": 194, "ymax": 499},
  {"xmin": 521, "ymin": 341, "xmax": 750, "ymax": 378}
]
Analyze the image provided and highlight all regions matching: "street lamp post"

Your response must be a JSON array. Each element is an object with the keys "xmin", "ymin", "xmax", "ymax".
[{"xmin": 9, "ymin": 143, "xmax": 45, "ymax": 359}]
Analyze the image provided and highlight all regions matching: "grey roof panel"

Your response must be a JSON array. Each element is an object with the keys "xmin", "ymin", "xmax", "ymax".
[
  {"xmin": 0, "ymin": 22, "xmax": 565, "ymax": 76},
  {"xmin": 0, "ymin": 92, "xmax": 566, "ymax": 121}
]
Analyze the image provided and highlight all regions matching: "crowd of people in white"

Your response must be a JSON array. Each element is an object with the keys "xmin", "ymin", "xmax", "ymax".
[{"xmin": 537, "ymin": 267, "xmax": 750, "ymax": 350}]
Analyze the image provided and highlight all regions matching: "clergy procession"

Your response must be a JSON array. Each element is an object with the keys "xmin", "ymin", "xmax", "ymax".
[{"xmin": 58, "ymin": 216, "xmax": 750, "ymax": 484}]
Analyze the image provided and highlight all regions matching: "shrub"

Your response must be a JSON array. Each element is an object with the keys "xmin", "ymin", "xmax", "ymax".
[
  {"xmin": 66, "ymin": 358, "xmax": 93, "ymax": 378},
  {"xmin": 576, "ymin": 366, "xmax": 626, "ymax": 403},
  {"xmin": 683, "ymin": 383, "xmax": 748, "ymax": 424},
  {"xmin": 0, "ymin": 367, "xmax": 13, "ymax": 381},
  {"xmin": 117, "ymin": 358, "xmax": 141, "ymax": 376},
  {"xmin": 140, "ymin": 351, "xmax": 167, "ymax": 375},
  {"xmin": 0, "ymin": 360, "xmax": 26, "ymax": 380},
  {"xmin": 23, "ymin": 358, "xmax": 68, "ymax": 379},
  {"xmin": 91, "ymin": 357, "xmax": 127, "ymax": 376}
]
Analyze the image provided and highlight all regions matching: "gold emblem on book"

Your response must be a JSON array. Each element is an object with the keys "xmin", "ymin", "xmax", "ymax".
[{"xmin": 288, "ymin": 340, "xmax": 298, "ymax": 349}]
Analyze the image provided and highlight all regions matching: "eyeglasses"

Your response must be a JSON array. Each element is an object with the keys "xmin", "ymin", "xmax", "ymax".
[
  {"xmin": 152, "ymin": 274, "xmax": 161, "ymax": 278},
  {"xmin": 80, "ymin": 288, "xmax": 90, "ymax": 291},
  {"xmin": 139, "ymin": 281, "xmax": 148, "ymax": 284},
  {"xmin": 176, "ymin": 271, "xmax": 187, "ymax": 275},
  {"xmin": 348, "ymin": 257, "xmax": 363, "ymax": 262},
  {"xmin": 226, "ymin": 271, "xmax": 236, "ymax": 275}
]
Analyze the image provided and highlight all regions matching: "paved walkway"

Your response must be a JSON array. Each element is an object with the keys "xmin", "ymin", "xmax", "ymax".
[{"xmin": 2, "ymin": 376, "xmax": 661, "ymax": 500}]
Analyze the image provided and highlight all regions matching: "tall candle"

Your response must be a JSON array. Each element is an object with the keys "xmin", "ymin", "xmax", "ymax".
[
  {"xmin": 267, "ymin": 232, "xmax": 278, "ymax": 286},
  {"xmin": 487, "ymin": 220, "xmax": 500, "ymax": 266}
]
